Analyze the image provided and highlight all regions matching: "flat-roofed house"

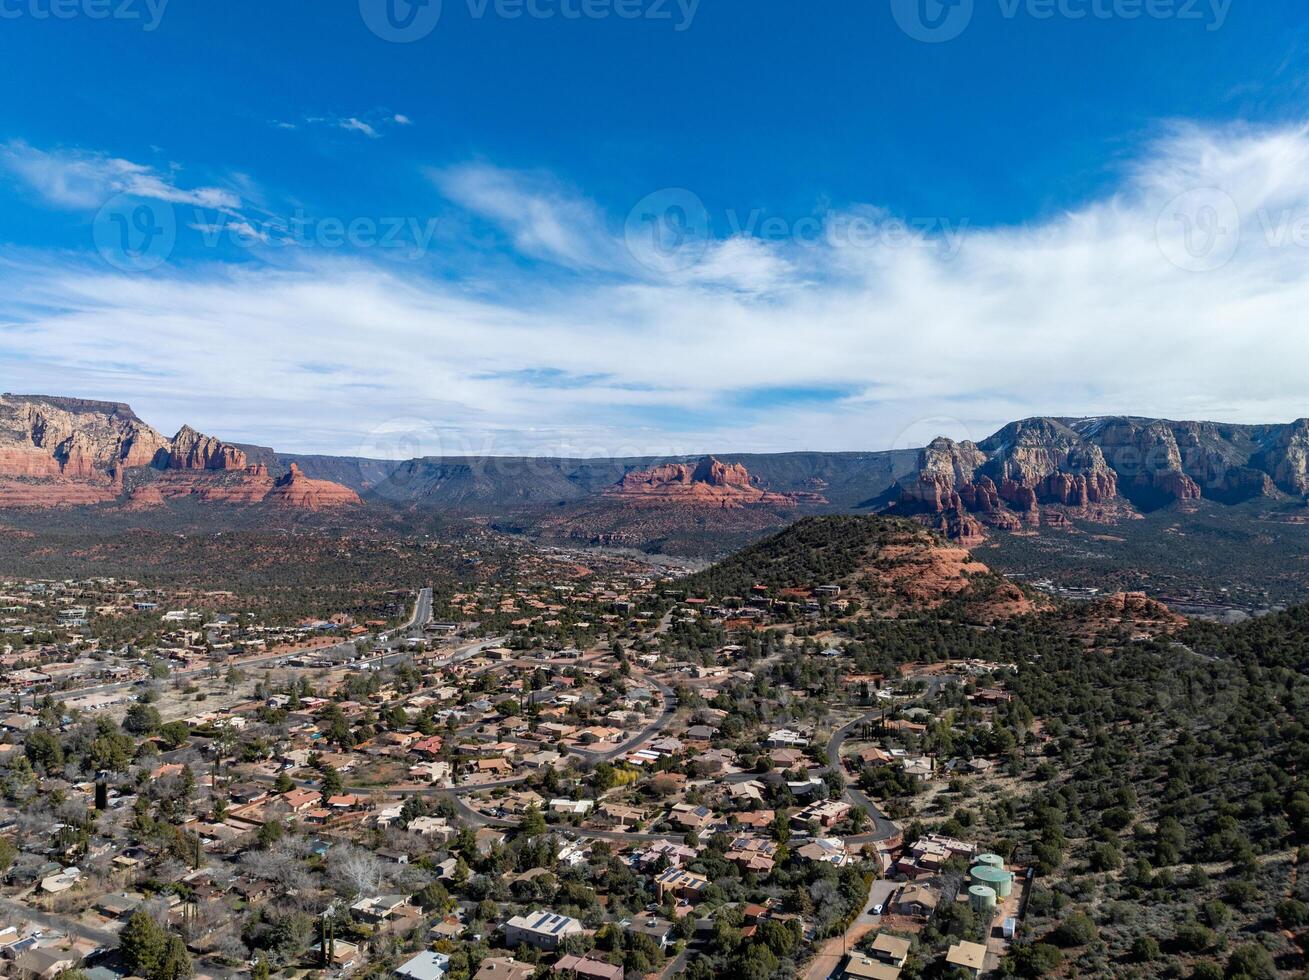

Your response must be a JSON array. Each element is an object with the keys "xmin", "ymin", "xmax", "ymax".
[
  {"xmin": 945, "ymin": 940, "xmax": 987, "ymax": 977},
  {"xmin": 502, "ymin": 910, "xmax": 584, "ymax": 950}
]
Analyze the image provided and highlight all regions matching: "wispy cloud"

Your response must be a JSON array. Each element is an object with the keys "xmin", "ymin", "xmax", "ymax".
[
  {"xmin": 274, "ymin": 110, "xmax": 411, "ymax": 139},
  {"xmin": 5, "ymin": 122, "xmax": 1309, "ymax": 456},
  {"xmin": 339, "ymin": 117, "xmax": 378, "ymax": 138},
  {"xmin": 431, "ymin": 162, "xmax": 617, "ymax": 272},
  {"xmin": 0, "ymin": 141, "xmax": 240, "ymax": 211}
]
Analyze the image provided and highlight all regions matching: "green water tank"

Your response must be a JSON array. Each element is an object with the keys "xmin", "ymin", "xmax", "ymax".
[
  {"xmin": 975, "ymin": 853, "xmax": 1005, "ymax": 869},
  {"xmin": 971, "ymin": 864, "xmax": 1014, "ymax": 898},
  {"xmin": 968, "ymin": 884, "xmax": 997, "ymax": 912}
]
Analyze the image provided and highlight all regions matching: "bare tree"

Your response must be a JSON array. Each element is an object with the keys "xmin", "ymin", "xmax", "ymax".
[{"xmin": 327, "ymin": 843, "xmax": 384, "ymax": 897}]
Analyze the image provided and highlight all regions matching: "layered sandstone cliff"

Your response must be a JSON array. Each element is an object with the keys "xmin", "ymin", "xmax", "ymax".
[
  {"xmin": 167, "ymin": 425, "xmax": 248, "ymax": 471},
  {"xmin": 0, "ymin": 394, "xmax": 358, "ymax": 511},
  {"xmin": 896, "ymin": 414, "xmax": 1309, "ymax": 542},
  {"xmin": 896, "ymin": 421, "xmax": 1123, "ymax": 539}
]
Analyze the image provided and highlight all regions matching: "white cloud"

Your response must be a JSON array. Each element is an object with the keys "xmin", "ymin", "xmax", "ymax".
[
  {"xmin": 5, "ymin": 121, "xmax": 1309, "ymax": 456},
  {"xmin": 431, "ymin": 162, "xmax": 617, "ymax": 271},
  {"xmin": 393, "ymin": 114, "xmax": 412, "ymax": 126},
  {"xmin": 339, "ymin": 118, "xmax": 379, "ymax": 138},
  {"xmin": 0, "ymin": 141, "xmax": 240, "ymax": 212}
]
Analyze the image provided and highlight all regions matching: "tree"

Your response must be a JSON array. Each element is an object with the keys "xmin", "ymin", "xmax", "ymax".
[
  {"xmin": 1175, "ymin": 923, "xmax": 1217, "ymax": 954},
  {"xmin": 158, "ymin": 721, "xmax": 190, "ymax": 750},
  {"xmin": 1275, "ymin": 898, "xmax": 1309, "ymax": 928},
  {"xmin": 119, "ymin": 910, "xmax": 167, "ymax": 978},
  {"xmin": 319, "ymin": 766, "xmax": 343, "ymax": 804},
  {"xmin": 1051, "ymin": 911, "xmax": 1098, "ymax": 948},
  {"xmin": 257, "ymin": 820, "xmax": 284, "ymax": 850},
  {"xmin": 24, "ymin": 729, "xmax": 63, "ymax": 773},
  {"xmin": 1224, "ymin": 943, "xmax": 1277, "ymax": 980},
  {"xmin": 124, "ymin": 703, "xmax": 163, "ymax": 735},
  {"xmin": 328, "ymin": 843, "xmax": 383, "ymax": 897},
  {"xmin": 770, "ymin": 809, "xmax": 791, "ymax": 844},
  {"xmin": 1010, "ymin": 943, "xmax": 1062, "ymax": 977},
  {"xmin": 157, "ymin": 934, "xmax": 193, "ymax": 980},
  {"xmin": 0, "ymin": 837, "xmax": 16, "ymax": 872},
  {"xmin": 1130, "ymin": 935, "xmax": 1160, "ymax": 962},
  {"xmin": 521, "ymin": 805, "xmax": 547, "ymax": 837}
]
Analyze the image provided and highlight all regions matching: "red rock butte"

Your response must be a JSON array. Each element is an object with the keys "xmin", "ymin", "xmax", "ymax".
[{"xmin": 607, "ymin": 456, "xmax": 823, "ymax": 509}]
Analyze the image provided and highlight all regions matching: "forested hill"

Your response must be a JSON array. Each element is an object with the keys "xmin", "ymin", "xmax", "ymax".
[
  {"xmin": 678, "ymin": 515, "xmax": 937, "ymax": 597},
  {"xmin": 676, "ymin": 514, "xmax": 1040, "ymax": 622}
]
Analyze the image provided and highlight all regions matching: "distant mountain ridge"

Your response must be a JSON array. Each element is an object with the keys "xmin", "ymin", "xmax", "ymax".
[
  {"xmin": 7, "ymin": 393, "xmax": 1309, "ymax": 553},
  {"xmin": 891, "ymin": 415, "xmax": 1309, "ymax": 541}
]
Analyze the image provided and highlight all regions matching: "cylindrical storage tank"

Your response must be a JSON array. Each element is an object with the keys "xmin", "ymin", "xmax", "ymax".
[
  {"xmin": 971, "ymin": 864, "xmax": 1014, "ymax": 897},
  {"xmin": 975, "ymin": 853, "xmax": 1005, "ymax": 870},
  {"xmin": 969, "ymin": 884, "xmax": 997, "ymax": 912}
]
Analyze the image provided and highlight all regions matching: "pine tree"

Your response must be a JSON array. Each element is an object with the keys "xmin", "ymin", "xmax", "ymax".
[
  {"xmin": 118, "ymin": 911, "xmax": 166, "ymax": 978},
  {"xmin": 157, "ymin": 934, "xmax": 193, "ymax": 980}
]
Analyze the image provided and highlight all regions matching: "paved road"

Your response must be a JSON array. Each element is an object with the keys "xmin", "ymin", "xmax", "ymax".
[
  {"xmin": 573, "ymin": 673, "xmax": 678, "ymax": 763},
  {"xmin": 826, "ymin": 710, "xmax": 900, "ymax": 843},
  {"xmin": 0, "ymin": 897, "xmax": 120, "ymax": 949}
]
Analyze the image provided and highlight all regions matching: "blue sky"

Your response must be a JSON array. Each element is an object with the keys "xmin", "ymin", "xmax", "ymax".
[{"xmin": 3, "ymin": 0, "xmax": 1309, "ymax": 457}]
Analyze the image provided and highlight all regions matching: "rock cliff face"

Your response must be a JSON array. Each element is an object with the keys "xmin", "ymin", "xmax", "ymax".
[
  {"xmin": 891, "ymin": 414, "xmax": 1309, "ymax": 541},
  {"xmin": 166, "ymin": 425, "xmax": 248, "ymax": 471},
  {"xmin": 896, "ymin": 420, "xmax": 1123, "ymax": 538},
  {"xmin": 1257, "ymin": 419, "xmax": 1309, "ymax": 496},
  {"xmin": 0, "ymin": 394, "xmax": 170, "ymax": 477},
  {"xmin": 608, "ymin": 456, "xmax": 823, "ymax": 509},
  {"xmin": 0, "ymin": 394, "xmax": 358, "ymax": 511}
]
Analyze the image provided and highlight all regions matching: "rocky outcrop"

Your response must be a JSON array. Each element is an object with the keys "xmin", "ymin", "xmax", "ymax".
[
  {"xmin": 890, "ymin": 413, "xmax": 1309, "ymax": 541},
  {"xmin": 1257, "ymin": 418, "xmax": 1309, "ymax": 496},
  {"xmin": 265, "ymin": 464, "xmax": 362, "ymax": 510},
  {"xmin": 608, "ymin": 456, "xmax": 822, "ymax": 509},
  {"xmin": 139, "ymin": 464, "xmax": 276, "ymax": 505},
  {"xmin": 166, "ymin": 425, "xmax": 248, "ymax": 471},
  {"xmin": 1059, "ymin": 591, "xmax": 1189, "ymax": 641},
  {"xmin": 895, "ymin": 421, "xmax": 1121, "ymax": 540}
]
